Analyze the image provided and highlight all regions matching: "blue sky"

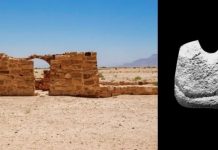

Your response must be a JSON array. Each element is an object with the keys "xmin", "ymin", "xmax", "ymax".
[{"xmin": 0, "ymin": 0, "xmax": 157, "ymax": 67}]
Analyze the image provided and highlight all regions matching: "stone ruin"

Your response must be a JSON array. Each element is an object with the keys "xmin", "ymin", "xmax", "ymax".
[
  {"xmin": 0, "ymin": 52, "xmax": 99, "ymax": 97},
  {"xmin": 0, "ymin": 52, "xmax": 157, "ymax": 97}
]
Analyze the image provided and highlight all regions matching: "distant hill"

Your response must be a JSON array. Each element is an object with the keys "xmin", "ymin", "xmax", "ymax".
[{"xmin": 120, "ymin": 54, "xmax": 157, "ymax": 67}]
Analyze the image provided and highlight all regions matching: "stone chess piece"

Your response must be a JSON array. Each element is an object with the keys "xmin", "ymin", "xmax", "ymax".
[{"xmin": 175, "ymin": 40, "xmax": 218, "ymax": 108}]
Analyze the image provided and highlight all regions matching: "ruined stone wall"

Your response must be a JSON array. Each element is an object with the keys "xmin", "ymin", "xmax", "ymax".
[
  {"xmin": 99, "ymin": 85, "xmax": 158, "ymax": 97},
  {"xmin": 0, "ymin": 52, "xmax": 157, "ymax": 97},
  {"xmin": 49, "ymin": 52, "xmax": 99, "ymax": 97},
  {"xmin": 0, "ymin": 54, "xmax": 34, "ymax": 96}
]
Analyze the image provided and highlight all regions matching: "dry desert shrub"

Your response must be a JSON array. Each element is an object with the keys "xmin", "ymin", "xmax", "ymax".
[
  {"xmin": 153, "ymin": 81, "xmax": 158, "ymax": 86},
  {"xmin": 99, "ymin": 73, "xmax": 105, "ymax": 80},
  {"xmin": 133, "ymin": 76, "xmax": 142, "ymax": 81}
]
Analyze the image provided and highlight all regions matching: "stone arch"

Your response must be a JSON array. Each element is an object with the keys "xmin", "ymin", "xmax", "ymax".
[
  {"xmin": 32, "ymin": 58, "xmax": 50, "ymax": 69},
  {"xmin": 26, "ymin": 54, "xmax": 55, "ymax": 65}
]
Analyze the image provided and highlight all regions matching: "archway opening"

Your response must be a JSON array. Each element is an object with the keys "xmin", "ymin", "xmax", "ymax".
[{"xmin": 32, "ymin": 58, "xmax": 50, "ymax": 96}]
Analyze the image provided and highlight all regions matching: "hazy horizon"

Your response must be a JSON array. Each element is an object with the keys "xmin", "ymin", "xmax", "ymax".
[{"xmin": 31, "ymin": 52, "xmax": 157, "ymax": 68}]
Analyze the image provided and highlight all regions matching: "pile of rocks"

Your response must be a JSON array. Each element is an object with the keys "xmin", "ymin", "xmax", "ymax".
[{"xmin": 35, "ymin": 70, "xmax": 50, "ymax": 91}]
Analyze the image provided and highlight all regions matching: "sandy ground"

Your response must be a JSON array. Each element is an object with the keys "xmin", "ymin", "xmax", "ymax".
[
  {"xmin": 99, "ymin": 67, "xmax": 157, "ymax": 83},
  {"xmin": 2, "ymin": 67, "xmax": 158, "ymax": 149},
  {"xmin": 0, "ymin": 94, "xmax": 157, "ymax": 150}
]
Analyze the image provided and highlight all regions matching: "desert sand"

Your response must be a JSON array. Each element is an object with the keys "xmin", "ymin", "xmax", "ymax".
[
  {"xmin": 0, "ymin": 67, "xmax": 157, "ymax": 150},
  {"xmin": 98, "ymin": 67, "xmax": 157, "ymax": 83}
]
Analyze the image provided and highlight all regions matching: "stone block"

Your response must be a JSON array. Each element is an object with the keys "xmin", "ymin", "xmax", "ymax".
[
  {"xmin": 0, "ymin": 70, "xmax": 9, "ymax": 74},
  {"xmin": 71, "ymin": 72, "xmax": 82, "ymax": 79},
  {"xmin": 84, "ymin": 79, "xmax": 95, "ymax": 85}
]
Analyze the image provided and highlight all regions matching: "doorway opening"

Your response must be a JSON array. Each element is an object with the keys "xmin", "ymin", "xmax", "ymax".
[{"xmin": 32, "ymin": 58, "xmax": 50, "ymax": 96}]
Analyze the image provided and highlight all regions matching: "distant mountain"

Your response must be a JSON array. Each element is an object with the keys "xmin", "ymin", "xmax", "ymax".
[{"xmin": 120, "ymin": 54, "xmax": 157, "ymax": 67}]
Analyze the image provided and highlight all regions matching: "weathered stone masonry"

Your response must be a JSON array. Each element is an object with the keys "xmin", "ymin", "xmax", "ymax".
[
  {"xmin": 49, "ymin": 52, "xmax": 99, "ymax": 96},
  {"xmin": 0, "ymin": 52, "xmax": 100, "ymax": 97},
  {"xmin": 0, "ymin": 53, "xmax": 35, "ymax": 96}
]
